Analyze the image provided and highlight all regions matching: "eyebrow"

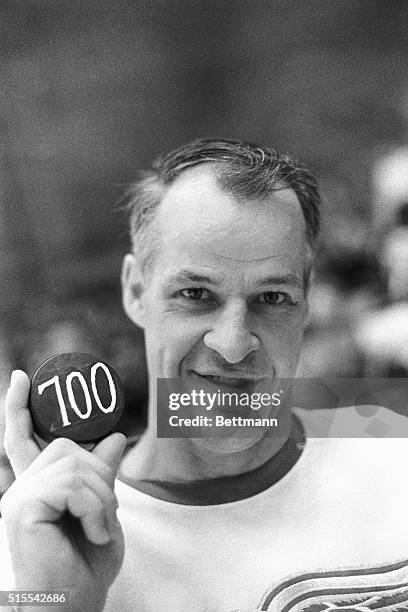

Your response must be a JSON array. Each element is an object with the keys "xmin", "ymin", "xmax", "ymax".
[
  {"xmin": 167, "ymin": 269, "xmax": 224, "ymax": 285},
  {"xmin": 167, "ymin": 270, "xmax": 303, "ymax": 288},
  {"xmin": 257, "ymin": 274, "xmax": 304, "ymax": 289}
]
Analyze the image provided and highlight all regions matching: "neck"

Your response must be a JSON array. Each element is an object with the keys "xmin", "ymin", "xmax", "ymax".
[{"xmin": 119, "ymin": 407, "xmax": 293, "ymax": 484}]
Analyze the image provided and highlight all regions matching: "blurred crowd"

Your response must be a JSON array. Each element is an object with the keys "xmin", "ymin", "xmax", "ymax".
[{"xmin": 299, "ymin": 147, "xmax": 408, "ymax": 379}]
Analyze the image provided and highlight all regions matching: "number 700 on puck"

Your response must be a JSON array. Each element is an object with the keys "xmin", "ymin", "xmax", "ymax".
[{"xmin": 29, "ymin": 353, "xmax": 125, "ymax": 444}]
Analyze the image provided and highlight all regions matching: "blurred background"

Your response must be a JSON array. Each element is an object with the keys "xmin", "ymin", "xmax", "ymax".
[{"xmin": 1, "ymin": 0, "xmax": 408, "ymax": 489}]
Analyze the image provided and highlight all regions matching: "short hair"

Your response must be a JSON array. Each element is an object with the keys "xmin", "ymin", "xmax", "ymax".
[{"xmin": 125, "ymin": 138, "xmax": 321, "ymax": 283}]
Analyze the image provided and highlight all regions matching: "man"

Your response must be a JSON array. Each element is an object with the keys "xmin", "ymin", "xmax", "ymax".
[{"xmin": 1, "ymin": 139, "xmax": 408, "ymax": 611}]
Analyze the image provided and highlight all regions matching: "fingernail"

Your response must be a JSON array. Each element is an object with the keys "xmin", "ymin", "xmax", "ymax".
[
  {"xmin": 6, "ymin": 371, "xmax": 18, "ymax": 394},
  {"xmin": 10, "ymin": 370, "xmax": 24, "ymax": 385}
]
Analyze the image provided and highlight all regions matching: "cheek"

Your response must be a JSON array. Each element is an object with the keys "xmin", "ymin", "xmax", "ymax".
[
  {"xmin": 143, "ymin": 310, "xmax": 208, "ymax": 376},
  {"xmin": 259, "ymin": 312, "xmax": 306, "ymax": 359}
]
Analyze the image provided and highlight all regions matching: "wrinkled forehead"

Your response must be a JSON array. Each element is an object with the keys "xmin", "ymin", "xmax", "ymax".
[{"xmin": 155, "ymin": 165, "xmax": 307, "ymax": 266}]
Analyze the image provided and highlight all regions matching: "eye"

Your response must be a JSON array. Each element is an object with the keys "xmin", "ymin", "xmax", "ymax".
[
  {"xmin": 257, "ymin": 291, "xmax": 293, "ymax": 305},
  {"xmin": 180, "ymin": 287, "xmax": 211, "ymax": 301}
]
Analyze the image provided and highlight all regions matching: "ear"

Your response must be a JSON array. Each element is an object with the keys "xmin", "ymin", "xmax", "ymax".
[
  {"xmin": 121, "ymin": 253, "xmax": 146, "ymax": 329},
  {"xmin": 303, "ymin": 267, "xmax": 313, "ymax": 331},
  {"xmin": 303, "ymin": 300, "xmax": 311, "ymax": 331}
]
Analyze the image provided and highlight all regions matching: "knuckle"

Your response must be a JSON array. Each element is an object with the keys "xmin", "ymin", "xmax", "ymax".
[
  {"xmin": 63, "ymin": 454, "xmax": 81, "ymax": 472},
  {"xmin": 49, "ymin": 437, "xmax": 76, "ymax": 454},
  {"xmin": 64, "ymin": 470, "xmax": 79, "ymax": 490},
  {"xmin": 0, "ymin": 481, "xmax": 29, "ymax": 520},
  {"xmin": 60, "ymin": 461, "xmax": 84, "ymax": 488},
  {"xmin": 99, "ymin": 463, "xmax": 114, "ymax": 482}
]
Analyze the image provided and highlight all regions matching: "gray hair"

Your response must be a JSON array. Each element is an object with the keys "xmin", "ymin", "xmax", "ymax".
[{"xmin": 125, "ymin": 138, "xmax": 321, "ymax": 286}]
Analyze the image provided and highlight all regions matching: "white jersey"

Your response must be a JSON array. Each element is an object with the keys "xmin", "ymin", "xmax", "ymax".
[{"xmin": 1, "ymin": 407, "xmax": 408, "ymax": 611}]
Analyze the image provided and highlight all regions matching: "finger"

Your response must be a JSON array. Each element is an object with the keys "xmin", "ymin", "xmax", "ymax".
[
  {"xmin": 4, "ymin": 370, "xmax": 41, "ymax": 476},
  {"xmin": 23, "ymin": 438, "xmax": 115, "ymax": 487},
  {"xmin": 8, "ymin": 458, "xmax": 117, "ymax": 546},
  {"xmin": 80, "ymin": 469, "xmax": 120, "ymax": 539},
  {"xmin": 8, "ymin": 455, "xmax": 116, "ymax": 514},
  {"xmin": 67, "ymin": 487, "xmax": 111, "ymax": 545},
  {"xmin": 78, "ymin": 468, "xmax": 119, "ymax": 535},
  {"xmin": 92, "ymin": 433, "xmax": 127, "ymax": 487}
]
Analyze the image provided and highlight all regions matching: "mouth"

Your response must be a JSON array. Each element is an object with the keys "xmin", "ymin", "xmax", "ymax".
[{"xmin": 190, "ymin": 371, "xmax": 265, "ymax": 390}]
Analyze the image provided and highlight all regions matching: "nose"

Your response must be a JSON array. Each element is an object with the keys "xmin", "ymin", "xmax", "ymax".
[{"xmin": 203, "ymin": 301, "xmax": 260, "ymax": 364}]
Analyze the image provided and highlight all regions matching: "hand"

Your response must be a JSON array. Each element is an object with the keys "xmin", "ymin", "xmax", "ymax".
[{"xmin": 1, "ymin": 371, "xmax": 127, "ymax": 611}]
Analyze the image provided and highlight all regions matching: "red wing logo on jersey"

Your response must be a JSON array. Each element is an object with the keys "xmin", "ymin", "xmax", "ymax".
[{"xmin": 252, "ymin": 558, "xmax": 408, "ymax": 612}]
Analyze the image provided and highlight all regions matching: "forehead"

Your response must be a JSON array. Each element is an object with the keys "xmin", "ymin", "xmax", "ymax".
[{"xmin": 153, "ymin": 165, "xmax": 307, "ymax": 282}]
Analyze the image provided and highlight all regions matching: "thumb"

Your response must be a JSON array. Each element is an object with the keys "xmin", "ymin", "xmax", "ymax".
[
  {"xmin": 4, "ymin": 370, "xmax": 41, "ymax": 476},
  {"xmin": 92, "ymin": 432, "xmax": 127, "ymax": 486}
]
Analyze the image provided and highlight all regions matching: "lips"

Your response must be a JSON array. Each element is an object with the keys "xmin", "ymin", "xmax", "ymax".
[{"xmin": 191, "ymin": 371, "xmax": 264, "ymax": 390}]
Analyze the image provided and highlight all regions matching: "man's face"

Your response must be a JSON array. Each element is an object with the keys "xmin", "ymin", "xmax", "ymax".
[{"xmin": 123, "ymin": 165, "xmax": 309, "ymax": 449}]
